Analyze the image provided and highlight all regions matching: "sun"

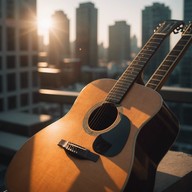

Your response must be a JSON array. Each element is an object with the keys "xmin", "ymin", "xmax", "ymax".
[{"xmin": 37, "ymin": 17, "xmax": 53, "ymax": 36}]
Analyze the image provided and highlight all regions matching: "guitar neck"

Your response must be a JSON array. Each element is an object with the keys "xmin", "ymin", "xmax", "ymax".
[
  {"xmin": 105, "ymin": 33, "xmax": 166, "ymax": 104},
  {"xmin": 146, "ymin": 32, "xmax": 192, "ymax": 91},
  {"xmin": 105, "ymin": 20, "xmax": 184, "ymax": 104}
]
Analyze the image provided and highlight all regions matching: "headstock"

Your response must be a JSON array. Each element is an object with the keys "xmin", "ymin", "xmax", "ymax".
[
  {"xmin": 154, "ymin": 20, "xmax": 184, "ymax": 35},
  {"xmin": 182, "ymin": 21, "xmax": 192, "ymax": 35}
]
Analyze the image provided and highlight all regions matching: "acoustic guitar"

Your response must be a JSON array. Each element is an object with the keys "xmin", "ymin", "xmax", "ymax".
[
  {"xmin": 6, "ymin": 20, "xmax": 184, "ymax": 192},
  {"xmin": 126, "ymin": 22, "xmax": 192, "ymax": 191}
]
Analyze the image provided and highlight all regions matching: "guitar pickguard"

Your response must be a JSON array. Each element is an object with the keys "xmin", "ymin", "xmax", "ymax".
[{"xmin": 93, "ymin": 113, "xmax": 131, "ymax": 157}]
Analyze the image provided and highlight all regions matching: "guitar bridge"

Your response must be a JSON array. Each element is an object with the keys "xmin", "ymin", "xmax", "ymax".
[{"xmin": 58, "ymin": 139, "xmax": 99, "ymax": 162}]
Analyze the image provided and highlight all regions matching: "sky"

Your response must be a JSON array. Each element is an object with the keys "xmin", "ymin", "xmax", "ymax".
[{"xmin": 37, "ymin": 0, "xmax": 183, "ymax": 47}]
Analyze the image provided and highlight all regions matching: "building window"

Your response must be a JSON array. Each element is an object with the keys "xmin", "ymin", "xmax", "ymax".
[
  {"xmin": 7, "ymin": 73, "xmax": 16, "ymax": 91},
  {"xmin": 32, "ymin": 91, "xmax": 39, "ymax": 104},
  {"xmin": 20, "ymin": 72, "xmax": 28, "ymax": 89},
  {"xmin": 0, "ymin": 27, "xmax": 2, "ymax": 51},
  {"xmin": 0, "ymin": 1, "xmax": 2, "ymax": 18},
  {"xmin": 32, "ymin": 71, "xmax": 38, "ymax": 87},
  {"xmin": 20, "ymin": 93, "xmax": 29, "ymax": 107},
  {"xmin": 0, "ymin": 75, "xmax": 2, "ymax": 93},
  {"xmin": 8, "ymin": 95, "xmax": 16, "ymax": 109},
  {"xmin": 19, "ymin": 28, "xmax": 28, "ymax": 50},
  {"xmin": 6, "ymin": 0, "xmax": 15, "ymax": 19},
  {"xmin": 19, "ymin": 3, "xmax": 29, "ymax": 20},
  {"xmin": 6, "ymin": 27, "xmax": 15, "ymax": 51},
  {"xmin": 7, "ymin": 56, "xmax": 16, "ymax": 69},
  {"xmin": 0, "ymin": 56, "xmax": 2, "ymax": 69},
  {"xmin": 0, "ymin": 98, "xmax": 3, "ymax": 112},
  {"xmin": 32, "ymin": 55, "xmax": 38, "ymax": 66},
  {"xmin": 20, "ymin": 55, "xmax": 28, "ymax": 67},
  {"xmin": 32, "ymin": 30, "xmax": 38, "ymax": 51}
]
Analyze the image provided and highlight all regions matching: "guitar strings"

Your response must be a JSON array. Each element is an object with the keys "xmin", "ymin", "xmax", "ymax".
[
  {"xmin": 88, "ymin": 34, "xmax": 165, "ymax": 131},
  {"xmin": 88, "ymin": 24, "xmax": 184, "ymax": 131}
]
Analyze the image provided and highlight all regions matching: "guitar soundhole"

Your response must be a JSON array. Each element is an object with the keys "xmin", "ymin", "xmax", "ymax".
[{"xmin": 88, "ymin": 103, "xmax": 118, "ymax": 131}]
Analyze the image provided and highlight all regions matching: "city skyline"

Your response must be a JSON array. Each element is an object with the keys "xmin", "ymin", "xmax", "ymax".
[{"xmin": 37, "ymin": 0, "xmax": 183, "ymax": 47}]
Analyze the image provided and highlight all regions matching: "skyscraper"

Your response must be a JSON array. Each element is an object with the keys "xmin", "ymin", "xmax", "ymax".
[
  {"xmin": 142, "ymin": 3, "xmax": 171, "ymax": 81},
  {"xmin": 76, "ymin": 2, "xmax": 98, "ymax": 67},
  {"xmin": 179, "ymin": 0, "xmax": 192, "ymax": 87},
  {"xmin": 0, "ymin": 0, "xmax": 39, "ymax": 113},
  {"xmin": 108, "ymin": 21, "xmax": 131, "ymax": 64},
  {"xmin": 48, "ymin": 10, "xmax": 70, "ymax": 66}
]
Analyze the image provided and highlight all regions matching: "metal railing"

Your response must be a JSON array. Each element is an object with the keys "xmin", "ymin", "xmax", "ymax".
[{"xmin": 39, "ymin": 86, "xmax": 192, "ymax": 109}]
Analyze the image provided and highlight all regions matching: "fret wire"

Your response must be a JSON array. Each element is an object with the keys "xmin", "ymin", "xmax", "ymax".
[
  {"xmin": 147, "ymin": 82, "xmax": 156, "ymax": 86},
  {"xmin": 151, "ymin": 75, "xmax": 163, "ymax": 81},
  {"xmin": 166, "ymin": 55, "xmax": 177, "ymax": 60},
  {"xmin": 134, "ymin": 51, "xmax": 153, "ymax": 58},
  {"xmin": 134, "ymin": 58, "xmax": 149, "ymax": 63},
  {"xmin": 121, "ymin": 73, "xmax": 136, "ymax": 80},
  {"xmin": 113, "ymin": 79, "xmax": 132, "ymax": 87},
  {"xmin": 131, "ymin": 60, "xmax": 147, "ymax": 65},
  {"xmin": 173, "ymin": 45, "xmax": 185, "ymax": 50},
  {"xmin": 154, "ymin": 73, "xmax": 166, "ymax": 79},
  {"xmin": 128, "ymin": 65, "xmax": 142, "ymax": 71},
  {"xmin": 137, "ymin": 55, "xmax": 151, "ymax": 61},
  {"xmin": 146, "ymin": 43, "xmax": 159, "ymax": 48},
  {"xmin": 181, "ymin": 36, "xmax": 192, "ymax": 41},
  {"xmin": 111, "ymin": 81, "xmax": 130, "ymax": 88},
  {"xmin": 146, "ymin": 84, "xmax": 156, "ymax": 89},
  {"xmin": 141, "ymin": 46, "xmax": 156, "ymax": 51},
  {"xmin": 138, "ymin": 53, "xmax": 151, "ymax": 58},
  {"xmin": 144, "ymin": 45, "xmax": 158, "ymax": 50},
  {"xmin": 159, "ymin": 61, "xmax": 172, "ymax": 69},
  {"xmin": 149, "ymin": 79, "xmax": 160, "ymax": 82},
  {"xmin": 142, "ymin": 49, "xmax": 154, "ymax": 53},
  {"xmin": 147, "ymin": 83, "xmax": 157, "ymax": 89},
  {"xmin": 162, "ymin": 61, "xmax": 173, "ymax": 65},
  {"xmin": 177, "ymin": 40, "xmax": 189, "ymax": 46},
  {"xmin": 156, "ymin": 69, "xmax": 167, "ymax": 73},
  {"xmin": 150, "ymin": 39, "xmax": 163, "ymax": 43},
  {"xmin": 125, "ymin": 69, "xmax": 140, "ymax": 75},
  {"xmin": 170, "ymin": 50, "xmax": 182, "ymax": 56},
  {"xmin": 129, "ymin": 65, "xmax": 142, "ymax": 72},
  {"xmin": 152, "ymin": 73, "xmax": 163, "ymax": 78}
]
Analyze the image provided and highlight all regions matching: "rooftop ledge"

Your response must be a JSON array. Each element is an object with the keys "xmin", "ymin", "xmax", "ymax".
[
  {"xmin": 155, "ymin": 150, "xmax": 192, "ymax": 191},
  {"xmin": 39, "ymin": 86, "xmax": 192, "ymax": 104}
]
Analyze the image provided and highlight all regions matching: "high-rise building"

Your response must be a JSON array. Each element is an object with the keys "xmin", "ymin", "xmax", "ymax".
[
  {"xmin": 48, "ymin": 10, "xmax": 70, "ymax": 66},
  {"xmin": 142, "ymin": 3, "xmax": 171, "ymax": 81},
  {"xmin": 131, "ymin": 35, "xmax": 140, "ymax": 58},
  {"xmin": 173, "ymin": 0, "xmax": 192, "ymax": 153},
  {"xmin": 76, "ymin": 2, "xmax": 98, "ymax": 67},
  {"xmin": 179, "ymin": 0, "xmax": 192, "ymax": 87},
  {"xmin": 0, "ymin": 0, "xmax": 39, "ymax": 114},
  {"xmin": 108, "ymin": 21, "xmax": 131, "ymax": 64}
]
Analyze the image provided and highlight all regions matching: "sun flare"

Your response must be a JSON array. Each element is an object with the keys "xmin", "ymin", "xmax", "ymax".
[{"xmin": 37, "ymin": 18, "xmax": 52, "ymax": 35}]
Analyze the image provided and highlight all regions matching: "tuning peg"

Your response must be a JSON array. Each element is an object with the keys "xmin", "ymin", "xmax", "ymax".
[{"xmin": 173, "ymin": 23, "xmax": 184, "ymax": 34}]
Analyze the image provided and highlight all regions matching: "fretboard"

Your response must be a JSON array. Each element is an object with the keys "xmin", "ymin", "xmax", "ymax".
[
  {"xmin": 146, "ymin": 35, "xmax": 192, "ymax": 91},
  {"xmin": 105, "ymin": 33, "xmax": 165, "ymax": 104}
]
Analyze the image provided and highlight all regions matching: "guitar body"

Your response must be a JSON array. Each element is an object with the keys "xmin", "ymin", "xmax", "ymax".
[
  {"xmin": 126, "ymin": 103, "xmax": 179, "ymax": 191},
  {"xmin": 6, "ymin": 79, "xmax": 163, "ymax": 192}
]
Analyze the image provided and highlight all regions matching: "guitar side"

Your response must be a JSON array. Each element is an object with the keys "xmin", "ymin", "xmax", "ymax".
[
  {"xmin": 6, "ymin": 79, "xmax": 163, "ymax": 192},
  {"xmin": 126, "ymin": 103, "xmax": 179, "ymax": 191}
]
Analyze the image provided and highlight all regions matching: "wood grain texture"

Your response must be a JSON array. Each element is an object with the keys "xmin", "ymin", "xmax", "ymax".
[{"xmin": 6, "ymin": 79, "xmax": 162, "ymax": 192}]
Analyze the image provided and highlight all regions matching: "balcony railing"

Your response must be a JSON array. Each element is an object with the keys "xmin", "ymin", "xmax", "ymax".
[
  {"xmin": 160, "ymin": 86, "xmax": 192, "ymax": 103},
  {"xmin": 39, "ymin": 86, "xmax": 192, "ymax": 114}
]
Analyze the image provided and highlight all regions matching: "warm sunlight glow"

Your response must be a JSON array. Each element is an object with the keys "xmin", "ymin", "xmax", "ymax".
[{"xmin": 37, "ymin": 18, "xmax": 52, "ymax": 36}]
